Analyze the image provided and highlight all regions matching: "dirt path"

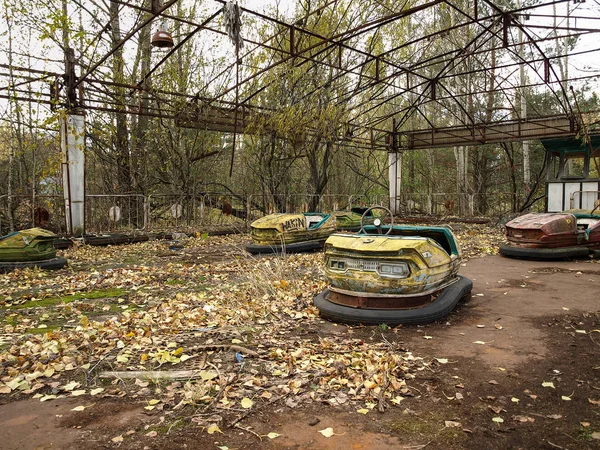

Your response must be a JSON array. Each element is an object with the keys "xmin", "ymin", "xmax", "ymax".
[{"xmin": 2, "ymin": 255, "xmax": 600, "ymax": 450}]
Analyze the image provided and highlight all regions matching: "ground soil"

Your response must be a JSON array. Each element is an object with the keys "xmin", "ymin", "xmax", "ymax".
[{"xmin": 1, "ymin": 254, "xmax": 600, "ymax": 450}]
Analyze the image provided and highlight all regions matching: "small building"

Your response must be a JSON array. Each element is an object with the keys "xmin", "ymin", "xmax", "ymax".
[{"xmin": 543, "ymin": 135, "xmax": 600, "ymax": 212}]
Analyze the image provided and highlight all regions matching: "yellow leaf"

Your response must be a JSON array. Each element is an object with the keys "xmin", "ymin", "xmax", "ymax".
[
  {"xmin": 206, "ymin": 424, "xmax": 222, "ymax": 434},
  {"xmin": 144, "ymin": 405, "xmax": 155, "ymax": 411},
  {"xmin": 241, "ymin": 397, "xmax": 253, "ymax": 409},
  {"xmin": 391, "ymin": 396, "xmax": 404, "ymax": 405},
  {"xmin": 356, "ymin": 409, "xmax": 369, "ymax": 414},
  {"xmin": 266, "ymin": 432, "xmax": 280, "ymax": 439},
  {"xmin": 90, "ymin": 388, "xmax": 104, "ymax": 396},
  {"xmin": 561, "ymin": 395, "xmax": 571, "ymax": 401},
  {"xmin": 71, "ymin": 390, "xmax": 86, "ymax": 397},
  {"xmin": 111, "ymin": 435, "xmax": 124, "ymax": 443},
  {"xmin": 71, "ymin": 405, "xmax": 86, "ymax": 411},
  {"xmin": 199, "ymin": 370, "xmax": 218, "ymax": 381},
  {"xmin": 542, "ymin": 381, "xmax": 555, "ymax": 389},
  {"xmin": 318, "ymin": 427, "xmax": 335, "ymax": 438},
  {"xmin": 148, "ymin": 399, "xmax": 160, "ymax": 405}
]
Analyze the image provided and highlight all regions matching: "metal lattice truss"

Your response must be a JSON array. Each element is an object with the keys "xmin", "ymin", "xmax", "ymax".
[{"xmin": 2, "ymin": 0, "xmax": 600, "ymax": 151}]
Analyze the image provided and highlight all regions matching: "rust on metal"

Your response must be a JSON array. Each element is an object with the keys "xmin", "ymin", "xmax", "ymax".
[{"xmin": 328, "ymin": 290, "xmax": 438, "ymax": 310}]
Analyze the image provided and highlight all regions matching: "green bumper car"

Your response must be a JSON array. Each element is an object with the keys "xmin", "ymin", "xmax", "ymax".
[
  {"xmin": 246, "ymin": 212, "xmax": 336, "ymax": 254},
  {"xmin": 314, "ymin": 207, "xmax": 472, "ymax": 325},
  {"xmin": 332, "ymin": 207, "xmax": 378, "ymax": 231},
  {"xmin": 0, "ymin": 228, "xmax": 67, "ymax": 272}
]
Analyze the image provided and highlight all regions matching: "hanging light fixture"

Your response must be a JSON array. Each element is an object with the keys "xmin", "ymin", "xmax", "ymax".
[{"xmin": 151, "ymin": 22, "xmax": 174, "ymax": 48}]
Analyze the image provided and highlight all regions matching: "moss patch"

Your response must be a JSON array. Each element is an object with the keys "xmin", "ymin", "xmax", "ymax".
[
  {"xmin": 9, "ymin": 288, "xmax": 126, "ymax": 309},
  {"xmin": 386, "ymin": 411, "xmax": 467, "ymax": 443}
]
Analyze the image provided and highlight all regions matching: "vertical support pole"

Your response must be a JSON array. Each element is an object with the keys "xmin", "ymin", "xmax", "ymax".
[
  {"xmin": 502, "ymin": 13, "xmax": 510, "ymax": 48},
  {"xmin": 375, "ymin": 57, "xmax": 380, "ymax": 82},
  {"xmin": 544, "ymin": 58, "xmax": 550, "ymax": 82},
  {"xmin": 61, "ymin": 113, "xmax": 86, "ymax": 236},
  {"xmin": 338, "ymin": 45, "xmax": 342, "ymax": 69},
  {"xmin": 290, "ymin": 25, "xmax": 295, "ymax": 57},
  {"xmin": 388, "ymin": 119, "xmax": 401, "ymax": 215},
  {"xmin": 474, "ymin": 0, "xmax": 478, "ymax": 20}
]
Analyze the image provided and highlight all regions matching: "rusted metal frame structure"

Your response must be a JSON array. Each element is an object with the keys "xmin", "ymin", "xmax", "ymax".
[
  {"xmin": 2, "ymin": 0, "xmax": 598, "ymax": 151},
  {"xmin": 347, "ymin": 1, "xmax": 578, "ymax": 147},
  {"xmin": 105, "ymin": 0, "xmax": 382, "ymax": 139},
  {"xmin": 204, "ymin": 0, "xmax": 442, "ymax": 118},
  {"xmin": 60, "ymin": 0, "xmax": 595, "ymax": 153}
]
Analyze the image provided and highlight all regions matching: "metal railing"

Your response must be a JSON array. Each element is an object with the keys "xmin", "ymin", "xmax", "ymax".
[{"xmin": 1, "ymin": 190, "xmax": 525, "ymax": 234}]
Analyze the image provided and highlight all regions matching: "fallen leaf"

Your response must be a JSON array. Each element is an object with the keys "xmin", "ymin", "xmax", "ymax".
[
  {"xmin": 145, "ymin": 431, "xmax": 158, "ymax": 437},
  {"xmin": 241, "ymin": 397, "xmax": 253, "ymax": 409},
  {"xmin": 90, "ymin": 388, "xmax": 104, "ymax": 396},
  {"xmin": 488, "ymin": 380, "xmax": 499, "ymax": 385},
  {"xmin": 266, "ymin": 432, "xmax": 280, "ymax": 439},
  {"xmin": 589, "ymin": 398, "xmax": 600, "ymax": 405},
  {"xmin": 561, "ymin": 395, "xmax": 571, "ymax": 401},
  {"xmin": 591, "ymin": 432, "xmax": 600, "ymax": 440},
  {"xmin": 423, "ymin": 335, "xmax": 432, "ymax": 340},
  {"xmin": 111, "ymin": 435, "xmax": 124, "ymax": 443},
  {"xmin": 71, "ymin": 405, "xmax": 86, "ymax": 411},
  {"xmin": 445, "ymin": 421, "xmax": 461, "ymax": 428},
  {"xmin": 148, "ymin": 399, "xmax": 160, "ymax": 406},
  {"xmin": 356, "ymin": 409, "xmax": 369, "ymax": 414},
  {"xmin": 547, "ymin": 414, "xmax": 562, "ymax": 420},
  {"xmin": 206, "ymin": 424, "xmax": 222, "ymax": 434},
  {"xmin": 511, "ymin": 397, "xmax": 519, "ymax": 403},
  {"xmin": 435, "ymin": 358, "xmax": 448, "ymax": 364},
  {"xmin": 581, "ymin": 422, "xmax": 590, "ymax": 427},
  {"xmin": 492, "ymin": 417, "xmax": 504, "ymax": 424},
  {"xmin": 542, "ymin": 382, "xmax": 555, "ymax": 389},
  {"xmin": 390, "ymin": 396, "xmax": 404, "ymax": 405},
  {"xmin": 318, "ymin": 427, "xmax": 335, "ymax": 438},
  {"xmin": 513, "ymin": 415, "xmax": 535, "ymax": 423},
  {"xmin": 473, "ymin": 341, "xmax": 486, "ymax": 345},
  {"xmin": 62, "ymin": 381, "xmax": 79, "ymax": 391},
  {"xmin": 71, "ymin": 390, "xmax": 86, "ymax": 397}
]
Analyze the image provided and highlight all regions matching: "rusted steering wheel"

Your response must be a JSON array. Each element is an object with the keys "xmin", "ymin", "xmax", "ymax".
[{"xmin": 359, "ymin": 206, "xmax": 394, "ymax": 235}]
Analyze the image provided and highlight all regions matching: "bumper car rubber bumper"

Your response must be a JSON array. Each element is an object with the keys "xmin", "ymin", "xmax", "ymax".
[
  {"xmin": 245, "ymin": 239, "xmax": 326, "ymax": 255},
  {"xmin": 313, "ymin": 275, "xmax": 472, "ymax": 325},
  {"xmin": 499, "ymin": 244, "xmax": 590, "ymax": 260},
  {"xmin": 0, "ymin": 256, "xmax": 67, "ymax": 273}
]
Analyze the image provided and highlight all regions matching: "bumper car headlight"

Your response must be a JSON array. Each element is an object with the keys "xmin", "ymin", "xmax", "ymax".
[{"xmin": 377, "ymin": 262, "xmax": 409, "ymax": 278}]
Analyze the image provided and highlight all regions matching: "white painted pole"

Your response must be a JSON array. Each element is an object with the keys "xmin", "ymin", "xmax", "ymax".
[
  {"xmin": 61, "ymin": 113, "xmax": 86, "ymax": 235},
  {"xmin": 388, "ymin": 152, "xmax": 402, "ymax": 214}
]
